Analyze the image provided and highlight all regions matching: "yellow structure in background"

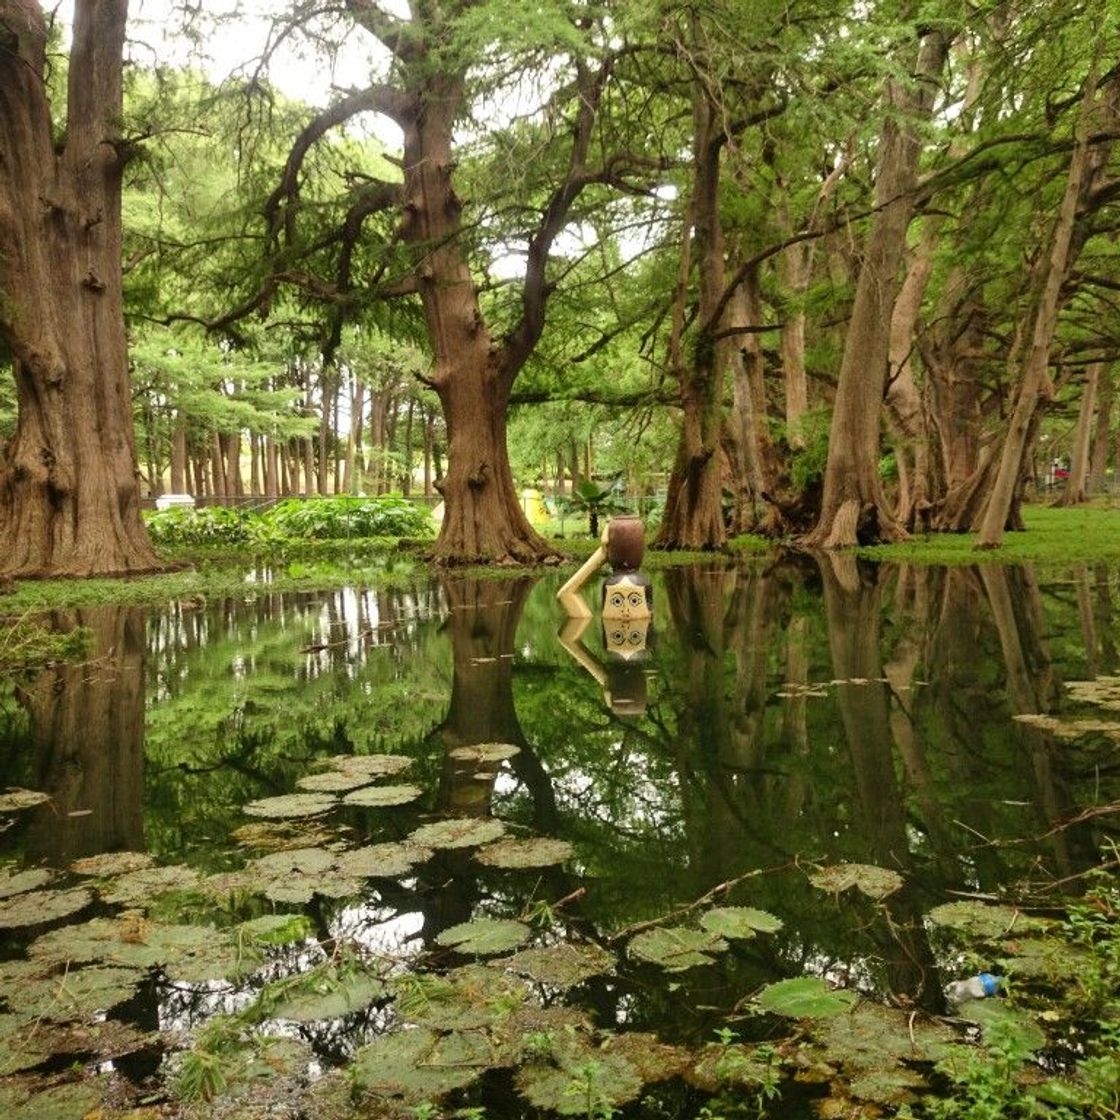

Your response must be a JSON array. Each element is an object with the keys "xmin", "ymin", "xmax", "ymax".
[{"xmin": 520, "ymin": 488, "xmax": 549, "ymax": 528}]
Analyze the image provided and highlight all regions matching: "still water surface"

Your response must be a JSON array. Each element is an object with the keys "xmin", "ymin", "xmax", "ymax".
[{"xmin": 0, "ymin": 557, "xmax": 1116, "ymax": 1115}]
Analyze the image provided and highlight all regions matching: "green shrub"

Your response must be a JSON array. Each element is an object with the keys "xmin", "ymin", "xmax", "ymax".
[
  {"xmin": 260, "ymin": 496, "xmax": 433, "ymax": 540},
  {"xmin": 144, "ymin": 506, "xmax": 253, "ymax": 546}
]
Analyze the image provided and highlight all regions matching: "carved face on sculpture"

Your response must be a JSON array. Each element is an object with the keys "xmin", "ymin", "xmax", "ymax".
[
  {"xmin": 603, "ymin": 614, "xmax": 651, "ymax": 660},
  {"xmin": 601, "ymin": 574, "xmax": 652, "ymax": 623}
]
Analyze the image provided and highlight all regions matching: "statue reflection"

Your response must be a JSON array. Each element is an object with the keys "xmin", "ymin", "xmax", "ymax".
[
  {"xmin": 16, "ymin": 607, "xmax": 147, "ymax": 867},
  {"xmin": 557, "ymin": 614, "xmax": 651, "ymax": 718}
]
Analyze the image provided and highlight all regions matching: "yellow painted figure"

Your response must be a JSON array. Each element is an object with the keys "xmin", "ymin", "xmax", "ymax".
[{"xmin": 557, "ymin": 515, "xmax": 653, "ymax": 715}]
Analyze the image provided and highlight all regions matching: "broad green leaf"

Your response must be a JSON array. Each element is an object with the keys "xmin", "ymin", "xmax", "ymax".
[
  {"xmin": 266, "ymin": 969, "xmax": 387, "ymax": 1023},
  {"xmin": 242, "ymin": 792, "xmax": 337, "ymax": 819},
  {"xmin": 436, "ymin": 918, "xmax": 530, "ymax": 956},
  {"xmin": 476, "ymin": 837, "xmax": 574, "ymax": 868},
  {"xmin": 628, "ymin": 926, "xmax": 728, "ymax": 971},
  {"xmin": 408, "ymin": 816, "xmax": 506, "ymax": 850},
  {"xmin": 756, "ymin": 977, "xmax": 858, "ymax": 1018},
  {"xmin": 335, "ymin": 841, "xmax": 432, "ymax": 878},
  {"xmin": 499, "ymin": 942, "xmax": 614, "ymax": 988},
  {"xmin": 449, "ymin": 742, "xmax": 521, "ymax": 763},
  {"xmin": 0, "ymin": 866, "xmax": 53, "ymax": 899},
  {"xmin": 101, "ymin": 864, "xmax": 202, "ymax": 906},
  {"xmin": 70, "ymin": 851, "xmax": 155, "ymax": 878},
  {"xmin": 700, "ymin": 906, "xmax": 783, "ymax": 939},
  {"xmin": 516, "ymin": 1049, "xmax": 644, "ymax": 1115},
  {"xmin": 6, "ymin": 966, "xmax": 142, "ymax": 1020},
  {"xmin": 0, "ymin": 887, "xmax": 93, "ymax": 929},
  {"xmin": 342, "ymin": 783, "xmax": 424, "ymax": 808},
  {"xmin": 352, "ymin": 1027, "xmax": 484, "ymax": 1099},
  {"xmin": 927, "ymin": 901, "xmax": 1050, "ymax": 939},
  {"xmin": 318, "ymin": 753, "xmax": 412, "ymax": 779}
]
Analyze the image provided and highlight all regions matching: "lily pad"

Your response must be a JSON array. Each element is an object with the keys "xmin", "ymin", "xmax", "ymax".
[
  {"xmin": 100, "ymin": 864, "xmax": 202, "ymax": 906},
  {"xmin": 999, "ymin": 937, "xmax": 1092, "ymax": 980},
  {"xmin": 318, "ymin": 753, "xmax": 413, "ymax": 779},
  {"xmin": 436, "ymin": 917, "xmax": 531, "ymax": 956},
  {"xmin": 236, "ymin": 913, "xmax": 313, "ymax": 947},
  {"xmin": 0, "ymin": 866, "xmax": 53, "ymax": 899},
  {"xmin": 335, "ymin": 841, "xmax": 433, "ymax": 879},
  {"xmin": 815, "ymin": 1002, "xmax": 954, "ymax": 1067},
  {"xmin": 242, "ymin": 792, "xmax": 338, "ymax": 819},
  {"xmin": 29, "ymin": 915, "xmax": 252, "ymax": 983},
  {"xmin": 229, "ymin": 820, "xmax": 339, "ymax": 852},
  {"xmin": 448, "ymin": 742, "xmax": 521, "ymax": 763},
  {"xmin": 688, "ymin": 1042, "xmax": 777, "ymax": 1092},
  {"xmin": 342, "ymin": 783, "xmax": 424, "ymax": 808},
  {"xmin": 393, "ymin": 964, "xmax": 530, "ymax": 1031},
  {"xmin": 5, "ymin": 1080, "xmax": 105, "ymax": 1120},
  {"xmin": 476, "ymin": 837, "xmax": 574, "ymax": 868},
  {"xmin": 6, "ymin": 965, "xmax": 142, "ymax": 1020},
  {"xmin": 603, "ymin": 1032, "xmax": 692, "ymax": 1084},
  {"xmin": 955, "ymin": 997, "xmax": 1046, "ymax": 1053},
  {"xmin": 516, "ymin": 1048, "xmax": 644, "ymax": 1115},
  {"xmin": 809, "ymin": 863, "xmax": 904, "ymax": 900},
  {"xmin": 499, "ymin": 942, "xmax": 615, "ymax": 988},
  {"xmin": 69, "ymin": 851, "xmax": 155, "ymax": 878},
  {"xmin": 0, "ymin": 789, "xmax": 50, "ymax": 813},
  {"xmin": 295, "ymin": 770, "xmax": 375, "ymax": 793},
  {"xmin": 756, "ymin": 976, "xmax": 858, "ymax": 1018},
  {"xmin": 252, "ymin": 846, "xmax": 336, "ymax": 877},
  {"xmin": 408, "ymin": 816, "xmax": 506, "ymax": 850},
  {"xmin": 699, "ymin": 906, "xmax": 784, "ymax": 939},
  {"xmin": 628, "ymin": 926, "xmax": 728, "ymax": 971},
  {"xmin": 0, "ymin": 886, "xmax": 93, "ymax": 929},
  {"xmin": 850, "ymin": 1068, "xmax": 926, "ymax": 1105},
  {"xmin": 927, "ymin": 901, "xmax": 1050, "ymax": 939},
  {"xmin": 265, "ymin": 968, "xmax": 387, "ymax": 1023},
  {"xmin": 352, "ymin": 1027, "xmax": 485, "ymax": 1100}
]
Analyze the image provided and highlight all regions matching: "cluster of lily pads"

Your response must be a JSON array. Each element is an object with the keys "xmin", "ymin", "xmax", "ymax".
[{"xmin": 1, "ymin": 739, "xmax": 1116, "ymax": 1120}]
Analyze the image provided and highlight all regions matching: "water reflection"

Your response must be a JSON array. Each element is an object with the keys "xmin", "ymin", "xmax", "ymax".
[
  {"xmin": 1, "ymin": 559, "xmax": 1118, "ymax": 1112},
  {"xmin": 4, "ymin": 608, "xmax": 146, "ymax": 866}
]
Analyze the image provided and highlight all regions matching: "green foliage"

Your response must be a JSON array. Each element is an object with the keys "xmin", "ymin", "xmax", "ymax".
[
  {"xmin": 0, "ymin": 616, "xmax": 90, "ymax": 672},
  {"xmin": 787, "ymin": 409, "xmax": 832, "ymax": 492},
  {"xmin": 143, "ymin": 496, "xmax": 434, "ymax": 548},
  {"xmin": 562, "ymin": 480, "xmax": 628, "ymax": 537},
  {"xmin": 263, "ymin": 496, "xmax": 433, "ymax": 539},
  {"xmin": 144, "ymin": 505, "xmax": 252, "ymax": 547}
]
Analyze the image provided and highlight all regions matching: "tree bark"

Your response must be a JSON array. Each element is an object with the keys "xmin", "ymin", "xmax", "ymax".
[
  {"xmin": 804, "ymin": 28, "xmax": 950, "ymax": 548},
  {"xmin": 1055, "ymin": 363, "xmax": 1100, "ymax": 506},
  {"xmin": 656, "ymin": 73, "xmax": 728, "ymax": 551},
  {"xmin": 973, "ymin": 70, "xmax": 1101, "ymax": 546},
  {"xmin": 0, "ymin": 0, "xmax": 163, "ymax": 576},
  {"xmin": 1088, "ymin": 363, "xmax": 1113, "ymax": 493}
]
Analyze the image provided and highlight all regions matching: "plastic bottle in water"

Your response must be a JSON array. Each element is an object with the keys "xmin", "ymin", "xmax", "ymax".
[{"xmin": 945, "ymin": 972, "xmax": 1002, "ymax": 1004}]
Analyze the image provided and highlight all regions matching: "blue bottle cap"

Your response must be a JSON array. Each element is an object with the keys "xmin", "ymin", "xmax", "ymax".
[{"xmin": 977, "ymin": 972, "xmax": 1002, "ymax": 996}]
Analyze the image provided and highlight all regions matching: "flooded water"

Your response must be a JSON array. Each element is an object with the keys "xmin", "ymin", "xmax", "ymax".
[{"xmin": 1, "ymin": 556, "xmax": 1117, "ymax": 1118}]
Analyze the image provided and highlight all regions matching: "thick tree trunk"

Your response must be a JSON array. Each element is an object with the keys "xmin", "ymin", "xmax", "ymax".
[
  {"xmin": 804, "ymin": 29, "xmax": 950, "ymax": 549},
  {"xmin": 656, "ymin": 77, "xmax": 729, "ymax": 551},
  {"xmin": 0, "ymin": 0, "xmax": 162, "ymax": 577},
  {"xmin": 400, "ymin": 80, "xmax": 551, "ymax": 563}
]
